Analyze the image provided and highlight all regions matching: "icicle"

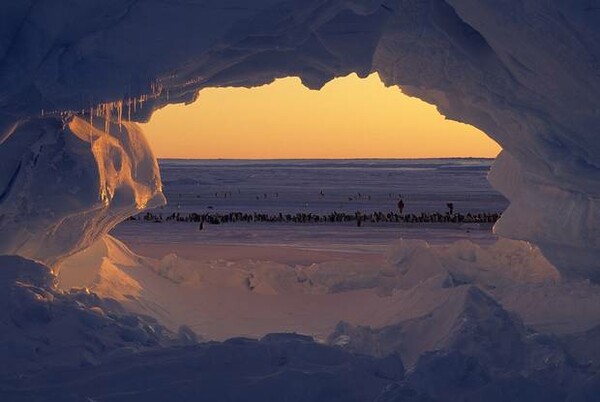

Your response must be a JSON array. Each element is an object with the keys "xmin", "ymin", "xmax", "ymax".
[
  {"xmin": 104, "ymin": 103, "xmax": 111, "ymax": 135},
  {"xmin": 151, "ymin": 79, "xmax": 163, "ymax": 97},
  {"xmin": 89, "ymin": 107, "xmax": 94, "ymax": 141},
  {"xmin": 116, "ymin": 100, "xmax": 123, "ymax": 131}
]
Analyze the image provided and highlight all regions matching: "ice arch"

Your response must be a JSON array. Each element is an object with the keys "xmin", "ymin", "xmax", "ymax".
[{"xmin": 0, "ymin": 1, "xmax": 599, "ymax": 281}]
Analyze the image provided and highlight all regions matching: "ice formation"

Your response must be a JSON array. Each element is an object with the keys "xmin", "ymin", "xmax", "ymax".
[
  {"xmin": 6, "ymin": 234, "xmax": 596, "ymax": 400},
  {"xmin": 1, "ymin": 1, "xmax": 600, "ymax": 400},
  {"xmin": 54, "ymin": 235, "xmax": 600, "ymax": 339},
  {"xmin": 0, "ymin": 255, "xmax": 196, "ymax": 377},
  {"xmin": 0, "ymin": 116, "xmax": 164, "ymax": 266},
  {"xmin": 0, "ymin": 1, "xmax": 599, "ymax": 279}
]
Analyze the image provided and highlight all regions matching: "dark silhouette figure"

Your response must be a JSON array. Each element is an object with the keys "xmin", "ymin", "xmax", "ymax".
[
  {"xmin": 356, "ymin": 212, "xmax": 362, "ymax": 227},
  {"xmin": 447, "ymin": 202, "xmax": 454, "ymax": 215},
  {"xmin": 397, "ymin": 199, "xmax": 405, "ymax": 215}
]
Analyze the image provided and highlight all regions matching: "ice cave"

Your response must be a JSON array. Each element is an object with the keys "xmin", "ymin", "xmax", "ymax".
[{"xmin": 1, "ymin": 1, "xmax": 600, "ymax": 401}]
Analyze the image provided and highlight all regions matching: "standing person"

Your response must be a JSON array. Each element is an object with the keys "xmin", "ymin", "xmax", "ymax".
[
  {"xmin": 397, "ymin": 199, "xmax": 405, "ymax": 215},
  {"xmin": 447, "ymin": 202, "xmax": 454, "ymax": 215}
]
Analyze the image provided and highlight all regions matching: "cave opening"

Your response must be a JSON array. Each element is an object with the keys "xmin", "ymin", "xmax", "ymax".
[
  {"xmin": 53, "ymin": 72, "xmax": 520, "ymax": 342},
  {"xmin": 106, "ymin": 72, "xmax": 506, "ymax": 265},
  {"xmin": 2, "ymin": 2, "xmax": 600, "ymax": 398}
]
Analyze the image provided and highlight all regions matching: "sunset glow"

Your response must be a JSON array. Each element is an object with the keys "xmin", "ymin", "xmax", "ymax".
[{"xmin": 142, "ymin": 74, "xmax": 501, "ymax": 159}]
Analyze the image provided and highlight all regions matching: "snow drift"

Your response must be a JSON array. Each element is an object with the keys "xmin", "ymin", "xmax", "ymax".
[
  {"xmin": 0, "ymin": 255, "xmax": 195, "ymax": 378},
  {"xmin": 3, "ymin": 236, "xmax": 599, "ymax": 401},
  {"xmin": 55, "ymin": 234, "xmax": 600, "ymax": 341}
]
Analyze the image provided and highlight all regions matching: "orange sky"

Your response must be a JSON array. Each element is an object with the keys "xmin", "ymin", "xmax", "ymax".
[{"xmin": 142, "ymin": 73, "xmax": 500, "ymax": 159}]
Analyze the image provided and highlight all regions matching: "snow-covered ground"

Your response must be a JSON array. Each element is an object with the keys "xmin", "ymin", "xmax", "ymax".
[
  {"xmin": 31, "ymin": 231, "xmax": 598, "ymax": 401},
  {"xmin": 2, "ymin": 155, "xmax": 600, "ymax": 400},
  {"xmin": 2, "ymin": 0, "xmax": 600, "ymax": 399},
  {"xmin": 155, "ymin": 158, "xmax": 507, "ymax": 215},
  {"xmin": 3, "ymin": 158, "xmax": 597, "ymax": 400},
  {"xmin": 58, "ymin": 233, "xmax": 600, "ymax": 341}
]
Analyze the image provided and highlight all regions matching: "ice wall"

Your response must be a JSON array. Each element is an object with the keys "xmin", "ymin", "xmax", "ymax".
[
  {"xmin": 372, "ymin": 1, "xmax": 600, "ymax": 281},
  {"xmin": 0, "ymin": 116, "xmax": 164, "ymax": 266},
  {"xmin": 0, "ymin": 1, "xmax": 599, "ymax": 279}
]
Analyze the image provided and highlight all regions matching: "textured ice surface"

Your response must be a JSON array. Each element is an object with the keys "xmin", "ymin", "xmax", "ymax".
[
  {"xmin": 155, "ymin": 158, "xmax": 508, "ymax": 214},
  {"xmin": 3, "ymin": 236, "xmax": 598, "ymax": 401},
  {"xmin": 2, "ymin": 333, "xmax": 404, "ymax": 402},
  {"xmin": 0, "ymin": 255, "xmax": 191, "ymax": 378},
  {"xmin": 0, "ymin": 116, "xmax": 164, "ymax": 265},
  {"xmin": 0, "ymin": 1, "xmax": 599, "ymax": 278},
  {"xmin": 1, "ymin": 1, "xmax": 600, "ymax": 400},
  {"xmin": 57, "ymin": 234, "xmax": 600, "ymax": 340}
]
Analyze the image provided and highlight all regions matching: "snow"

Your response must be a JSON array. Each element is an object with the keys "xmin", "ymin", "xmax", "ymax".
[
  {"xmin": 3, "ymin": 236, "xmax": 599, "ymax": 400},
  {"xmin": 155, "ymin": 158, "xmax": 507, "ymax": 215},
  {"xmin": 1, "ymin": 1, "xmax": 600, "ymax": 400},
  {"xmin": 0, "ymin": 1, "xmax": 598, "ymax": 278},
  {"xmin": 0, "ymin": 116, "xmax": 164, "ymax": 266},
  {"xmin": 55, "ymin": 233, "xmax": 600, "ymax": 342},
  {"xmin": 2, "ymin": 333, "xmax": 404, "ymax": 402},
  {"xmin": 0, "ymin": 255, "xmax": 189, "ymax": 378},
  {"xmin": 0, "ymin": 0, "xmax": 600, "ymax": 280}
]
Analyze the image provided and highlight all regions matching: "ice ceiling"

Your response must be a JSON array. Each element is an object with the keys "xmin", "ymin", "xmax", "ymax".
[{"xmin": 0, "ymin": 0, "xmax": 599, "ymax": 281}]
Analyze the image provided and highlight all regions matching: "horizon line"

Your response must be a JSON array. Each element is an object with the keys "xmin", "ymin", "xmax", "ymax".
[{"xmin": 157, "ymin": 156, "xmax": 497, "ymax": 161}]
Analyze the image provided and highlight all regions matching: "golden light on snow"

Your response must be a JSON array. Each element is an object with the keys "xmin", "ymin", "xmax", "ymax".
[{"xmin": 142, "ymin": 73, "xmax": 501, "ymax": 159}]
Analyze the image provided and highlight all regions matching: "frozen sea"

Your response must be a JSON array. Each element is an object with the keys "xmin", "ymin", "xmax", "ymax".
[
  {"xmin": 154, "ymin": 158, "xmax": 507, "ymax": 214},
  {"xmin": 113, "ymin": 159, "xmax": 508, "ymax": 258}
]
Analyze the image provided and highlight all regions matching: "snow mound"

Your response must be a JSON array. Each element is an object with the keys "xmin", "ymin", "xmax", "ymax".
[
  {"xmin": 4, "ymin": 237, "xmax": 600, "ymax": 400},
  {"xmin": 1, "ymin": 332, "xmax": 404, "ymax": 402},
  {"xmin": 397, "ymin": 351, "xmax": 565, "ymax": 402},
  {"xmin": 56, "ymin": 234, "xmax": 600, "ymax": 340},
  {"xmin": 439, "ymin": 238, "xmax": 560, "ymax": 287},
  {"xmin": 329, "ymin": 285, "xmax": 529, "ymax": 369},
  {"xmin": 0, "ymin": 255, "xmax": 190, "ymax": 378},
  {"xmin": 336, "ymin": 317, "xmax": 588, "ymax": 401}
]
